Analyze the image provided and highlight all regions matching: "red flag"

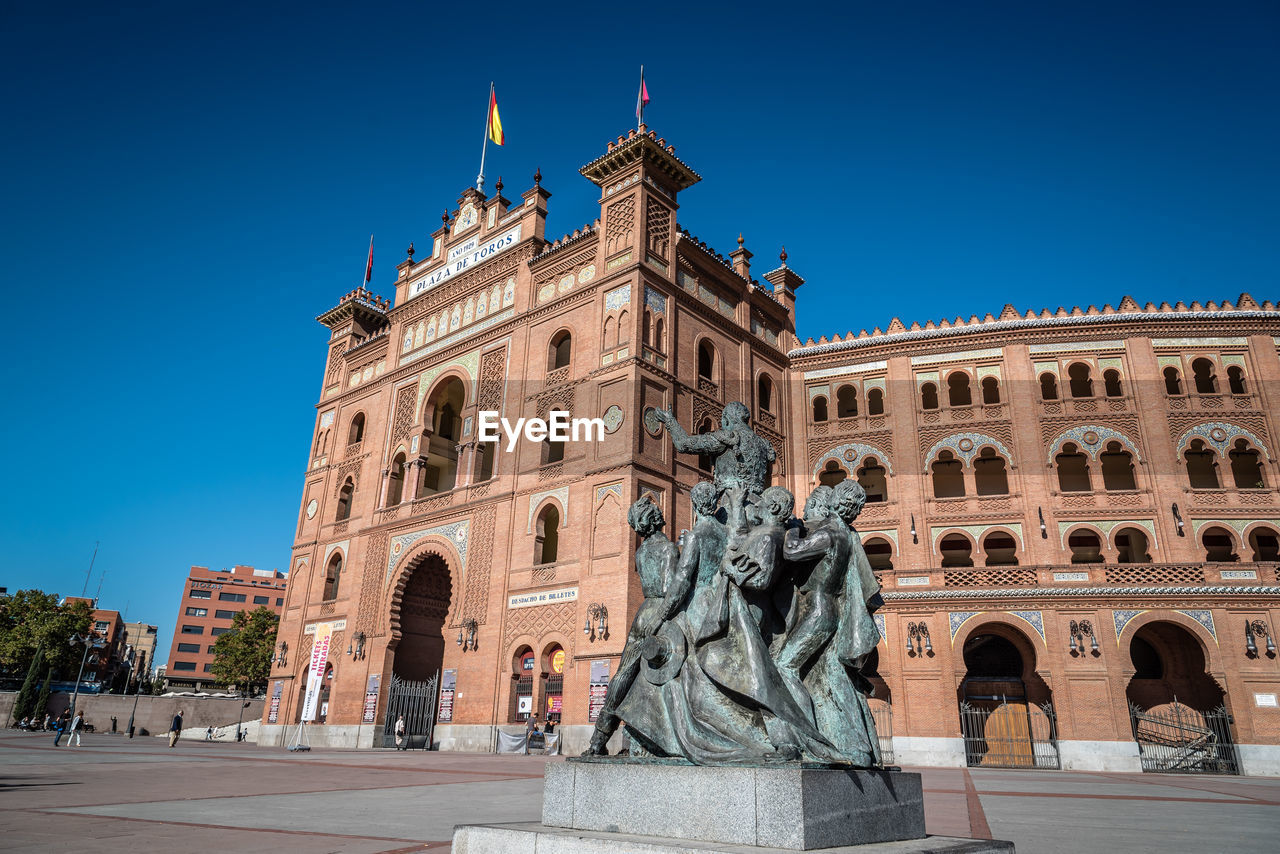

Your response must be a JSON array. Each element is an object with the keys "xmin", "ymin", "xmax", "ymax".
[
  {"xmin": 636, "ymin": 67, "xmax": 649, "ymax": 121},
  {"xmin": 363, "ymin": 235, "xmax": 374, "ymax": 284}
]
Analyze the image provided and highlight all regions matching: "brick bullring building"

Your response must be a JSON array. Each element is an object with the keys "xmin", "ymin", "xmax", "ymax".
[{"xmin": 260, "ymin": 125, "xmax": 1280, "ymax": 776}]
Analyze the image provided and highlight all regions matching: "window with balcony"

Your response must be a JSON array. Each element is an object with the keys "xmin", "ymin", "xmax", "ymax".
[
  {"xmin": 1039, "ymin": 373, "xmax": 1059, "ymax": 400},
  {"xmin": 336, "ymin": 477, "xmax": 354, "ymax": 521},
  {"xmin": 1202, "ymin": 526, "xmax": 1238, "ymax": 562},
  {"xmin": 1184, "ymin": 439, "xmax": 1220, "ymax": 489},
  {"xmin": 973, "ymin": 447, "xmax": 1009, "ymax": 495},
  {"xmin": 1055, "ymin": 443, "xmax": 1092, "ymax": 492},
  {"xmin": 1103, "ymin": 369, "xmax": 1123, "ymax": 397},
  {"xmin": 867, "ymin": 387, "xmax": 885, "ymax": 415},
  {"xmin": 818, "ymin": 460, "xmax": 848, "ymax": 487},
  {"xmin": 939, "ymin": 534, "xmax": 973, "ymax": 567},
  {"xmin": 1249, "ymin": 527, "xmax": 1279, "ymax": 562},
  {"xmin": 535, "ymin": 505, "xmax": 560, "ymax": 564},
  {"xmin": 946, "ymin": 372, "xmax": 972, "ymax": 407},
  {"xmin": 1229, "ymin": 439, "xmax": 1265, "ymax": 489},
  {"xmin": 1115, "ymin": 527, "xmax": 1152, "ymax": 563},
  {"xmin": 856, "ymin": 457, "xmax": 888, "ymax": 503},
  {"xmin": 811, "ymin": 395, "xmax": 828, "ymax": 422},
  {"xmin": 1068, "ymin": 530, "xmax": 1103, "ymax": 563},
  {"xmin": 1163, "ymin": 366, "xmax": 1183, "ymax": 395},
  {"xmin": 323, "ymin": 554, "xmax": 343, "ymax": 601},
  {"xmin": 1067, "ymin": 363, "xmax": 1093, "ymax": 398},
  {"xmin": 981, "ymin": 376, "xmax": 1000, "ymax": 404},
  {"xmin": 348, "ymin": 412, "xmax": 365, "ymax": 444},
  {"xmin": 864, "ymin": 537, "xmax": 894, "ymax": 571},
  {"xmin": 982, "ymin": 532, "xmax": 1019, "ymax": 566},
  {"xmin": 931, "ymin": 451, "xmax": 965, "ymax": 498},
  {"xmin": 1100, "ymin": 442, "xmax": 1137, "ymax": 490},
  {"xmin": 836, "ymin": 385, "xmax": 857, "ymax": 418},
  {"xmin": 1191, "ymin": 358, "xmax": 1217, "ymax": 394},
  {"xmin": 1227, "ymin": 365, "xmax": 1247, "ymax": 395},
  {"xmin": 920, "ymin": 382, "xmax": 939, "ymax": 410}
]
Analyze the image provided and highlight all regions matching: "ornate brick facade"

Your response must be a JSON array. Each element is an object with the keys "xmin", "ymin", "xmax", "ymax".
[{"xmin": 261, "ymin": 126, "xmax": 1280, "ymax": 774}]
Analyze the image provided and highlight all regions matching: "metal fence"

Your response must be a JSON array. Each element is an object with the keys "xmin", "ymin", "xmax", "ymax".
[
  {"xmin": 1130, "ymin": 701, "xmax": 1240, "ymax": 775},
  {"xmin": 381, "ymin": 672, "xmax": 438, "ymax": 749},
  {"xmin": 959, "ymin": 699, "xmax": 1060, "ymax": 769}
]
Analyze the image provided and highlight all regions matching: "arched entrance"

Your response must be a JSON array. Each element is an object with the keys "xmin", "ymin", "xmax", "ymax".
[
  {"xmin": 383, "ymin": 551, "xmax": 454, "ymax": 748},
  {"xmin": 1125, "ymin": 620, "xmax": 1239, "ymax": 774},
  {"xmin": 957, "ymin": 627, "xmax": 1059, "ymax": 769}
]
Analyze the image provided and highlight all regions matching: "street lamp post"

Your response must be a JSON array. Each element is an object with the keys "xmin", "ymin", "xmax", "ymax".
[
  {"xmin": 68, "ymin": 633, "xmax": 104, "ymax": 718},
  {"xmin": 126, "ymin": 649, "xmax": 146, "ymax": 738}
]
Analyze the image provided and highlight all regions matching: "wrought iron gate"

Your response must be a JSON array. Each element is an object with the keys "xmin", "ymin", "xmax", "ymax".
[
  {"xmin": 959, "ymin": 698, "xmax": 1060, "ymax": 769},
  {"xmin": 870, "ymin": 703, "xmax": 895, "ymax": 765},
  {"xmin": 382, "ymin": 672, "xmax": 439, "ymax": 749},
  {"xmin": 1130, "ymin": 701, "xmax": 1240, "ymax": 775}
]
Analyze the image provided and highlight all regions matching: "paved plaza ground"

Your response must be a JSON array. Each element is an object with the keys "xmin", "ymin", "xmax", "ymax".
[{"xmin": 1, "ymin": 730, "xmax": 1276, "ymax": 853}]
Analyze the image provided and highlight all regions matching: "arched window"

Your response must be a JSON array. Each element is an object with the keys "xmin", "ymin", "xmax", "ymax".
[
  {"xmin": 323, "ymin": 553, "xmax": 343, "ymax": 600},
  {"xmin": 542, "ymin": 436, "xmax": 565, "ymax": 465},
  {"xmin": 864, "ymin": 537, "xmax": 893, "ymax": 571},
  {"xmin": 475, "ymin": 442, "xmax": 495, "ymax": 483},
  {"xmin": 1229, "ymin": 439, "xmax": 1265, "ymax": 489},
  {"xmin": 1163, "ymin": 366, "xmax": 1183, "ymax": 395},
  {"xmin": 697, "ymin": 419, "xmax": 714, "ymax": 472},
  {"xmin": 836, "ymin": 385, "xmax": 858, "ymax": 418},
  {"xmin": 436, "ymin": 401, "xmax": 458, "ymax": 440},
  {"xmin": 939, "ymin": 534, "xmax": 973, "ymax": 567},
  {"xmin": 973, "ymin": 447, "xmax": 1009, "ymax": 495},
  {"xmin": 1184, "ymin": 439, "xmax": 1220, "ymax": 489},
  {"xmin": 1100, "ymin": 442, "xmax": 1137, "ymax": 491},
  {"xmin": 423, "ymin": 377, "xmax": 466, "ymax": 494},
  {"xmin": 981, "ymin": 376, "xmax": 1000, "ymax": 404},
  {"xmin": 1103, "ymin": 369, "xmax": 1123, "ymax": 397},
  {"xmin": 857, "ymin": 457, "xmax": 888, "ymax": 503},
  {"xmin": 1248, "ymin": 527, "xmax": 1280, "ymax": 562},
  {"xmin": 387, "ymin": 453, "xmax": 406, "ymax": 506},
  {"xmin": 1067, "ymin": 363, "xmax": 1093, "ymax": 398},
  {"xmin": 1068, "ymin": 529, "xmax": 1103, "ymax": 563},
  {"xmin": 1201, "ymin": 526, "xmax": 1237, "ymax": 562},
  {"xmin": 653, "ymin": 317, "xmax": 664, "ymax": 351},
  {"xmin": 348, "ymin": 413, "xmax": 365, "ymax": 445},
  {"xmin": 549, "ymin": 330, "xmax": 572, "ymax": 371},
  {"xmin": 1040, "ymin": 373, "xmax": 1059, "ymax": 401},
  {"xmin": 947, "ymin": 372, "xmax": 972, "ymax": 407},
  {"xmin": 642, "ymin": 310, "xmax": 652, "ymax": 348},
  {"xmin": 535, "ymin": 504, "xmax": 560, "ymax": 564},
  {"xmin": 931, "ymin": 450, "xmax": 965, "ymax": 498},
  {"xmin": 982, "ymin": 532, "xmax": 1018, "ymax": 566},
  {"xmin": 1115, "ymin": 527, "xmax": 1152, "ymax": 563},
  {"xmin": 1191, "ymin": 358, "xmax": 1217, "ymax": 394},
  {"xmin": 603, "ymin": 315, "xmax": 616, "ymax": 350},
  {"xmin": 758, "ymin": 375, "xmax": 774, "ymax": 414},
  {"xmin": 698, "ymin": 341, "xmax": 715, "ymax": 381},
  {"xmin": 1227, "ymin": 365, "xmax": 1247, "ymax": 395},
  {"xmin": 812, "ymin": 396, "xmax": 828, "ymax": 422},
  {"xmin": 867, "ymin": 388, "xmax": 885, "ymax": 415},
  {"xmin": 1055, "ymin": 442, "xmax": 1092, "ymax": 492},
  {"xmin": 818, "ymin": 460, "xmax": 848, "ymax": 487},
  {"xmin": 920, "ymin": 382, "xmax": 939, "ymax": 410},
  {"xmin": 336, "ymin": 478, "xmax": 354, "ymax": 521},
  {"xmin": 617, "ymin": 310, "xmax": 630, "ymax": 345}
]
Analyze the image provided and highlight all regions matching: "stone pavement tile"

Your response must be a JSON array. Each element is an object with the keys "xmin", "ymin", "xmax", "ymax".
[
  {"xmin": 55, "ymin": 778, "xmax": 546, "ymax": 842},
  {"xmin": 921, "ymin": 791, "xmax": 974, "ymax": 838},
  {"xmin": 0, "ymin": 809, "xmax": 434, "ymax": 854},
  {"xmin": 978, "ymin": 794, "xmax": 1280, "ymax": 854}
]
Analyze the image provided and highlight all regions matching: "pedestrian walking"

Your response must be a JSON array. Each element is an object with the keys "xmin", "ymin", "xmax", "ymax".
[
  {"xmin": 63, "ymin": 711, "xmax": 83, "ymax": 747},
  {"xmin": 205, "ymin": 726, "xmax": 214, "ymax": 741},
  {"xmin": 42, "ymin": 713, "xmax": 51, "ymax": 731},
  {"xmin": 394, "ymin": 714, "xmax": 406, "ymax": 750},
  {"xmin": 168, "ymin": 709, "xmax": 184, "ymax": 748},
  {"xmin": 52, "ymin": 710, "xmax": 70, "ymax": 746}
]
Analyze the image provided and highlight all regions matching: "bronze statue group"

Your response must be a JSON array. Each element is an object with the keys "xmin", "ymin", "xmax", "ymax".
[{"xmin": 583, "ymin": 402, "xmax": 883, "ymax": 767}]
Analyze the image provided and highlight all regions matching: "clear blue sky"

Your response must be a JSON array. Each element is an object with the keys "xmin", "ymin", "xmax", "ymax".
[{"xmin": 2, "ymin": 2, "xmax": 1276, "ymax": 666}]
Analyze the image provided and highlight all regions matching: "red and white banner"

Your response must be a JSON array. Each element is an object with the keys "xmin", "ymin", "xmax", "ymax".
[{"xmin": 300, "ymin": 623, "xmax": 334, "ymax": 722}]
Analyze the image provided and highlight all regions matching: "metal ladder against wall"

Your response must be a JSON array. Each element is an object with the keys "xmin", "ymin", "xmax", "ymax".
[
  {"xmin": 382, "ymin": 672, "xmax": 439, "ymax": 749},
  {"xmin": 1129, "ymin": 700, "xmax": 1240, "ymax": 775}
]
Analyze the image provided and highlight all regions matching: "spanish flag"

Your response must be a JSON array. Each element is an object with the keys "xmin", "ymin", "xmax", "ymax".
[{"xmin": 488, "ymin": 86, "xmax": 504, "ymax": 146}]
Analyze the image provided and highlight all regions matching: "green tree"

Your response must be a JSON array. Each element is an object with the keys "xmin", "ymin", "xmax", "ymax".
[
  {"xmin": 34, "ymin": 667, "xmax": 52, "ymax": 722},
  {"xmin": 0, "ymin": 591, "xmax": 92, "ymax": 680},
  {"xmin": 209, "ymin": 607, "xmax": 279, "ymax": 696},
  {"xmin": 11, "ymin": 647, "xmax": 44, "ymax": 722}
]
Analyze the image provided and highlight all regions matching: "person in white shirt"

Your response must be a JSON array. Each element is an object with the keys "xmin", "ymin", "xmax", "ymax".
[{"xmin": 64, "ymin": 711, "xmax": 83, "ymax": 747}]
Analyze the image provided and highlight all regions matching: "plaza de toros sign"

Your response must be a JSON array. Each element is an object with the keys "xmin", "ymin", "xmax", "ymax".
[{"xmin": 408, "ymin": 224, "xmax": 522, "ymax": 299}]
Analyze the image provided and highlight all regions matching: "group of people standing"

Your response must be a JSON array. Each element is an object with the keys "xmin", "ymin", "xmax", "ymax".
[{"xmin": 583, "ymin": 403, "xmax": 883, "ymax": 766}]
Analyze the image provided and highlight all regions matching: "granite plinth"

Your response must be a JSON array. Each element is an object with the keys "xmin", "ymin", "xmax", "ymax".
[
  {"xmin": 541, "ymin": 760, "xmax": 927, "ymax": 850},
  {"xmin": 452, "ymin": 822, "xmax": 1015, "ymax": 853}
]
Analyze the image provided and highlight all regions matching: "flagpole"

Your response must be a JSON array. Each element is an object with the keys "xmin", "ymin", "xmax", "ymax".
[
  {"xmin": 637, "ymin": 65, "xmax": 645, "ymax": 129},
  {"xmin": 362, "ymin": 234, "xmax": 373, "ymax": 287},
  {"xmin": 477, "ymin": 82, "xmax": 492, "ymax": 194}
]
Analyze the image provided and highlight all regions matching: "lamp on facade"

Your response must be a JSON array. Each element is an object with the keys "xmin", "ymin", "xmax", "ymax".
[
  {"xmin": 905, "ymin": 622, "xmax": 932, "ymax": 656},
  {"xmin": 1038, "ymin": 507, "xmax": 1048, "ymax": 539},
  {"xmin": 349, "ymin": 631, "xmax": 366, "ymax": 660},
  {"xmin": 1171, "ymin": 502, "xmax": 1185, "ymax": 537},
  {"xmin": 457, "ymin": 618, "xmax": 478, "ymax": 651},
  {"xmin": 909, "ymin": 515, "xmax": 918, "ymax": 545},
  {"xmin": 1068, "ymin": 620, "xmax": 1099, "ymax": 656},
  {"xmin": 275, "ymin": 641, "xmax": 288, "ymax": 667},
  {"xmin": 584, "ymin": 604, "xmax": 609, "ymax": 642},
  {"xmin": 1245, "ymin": 620, "xmax": 1275, "ymax": 658}
]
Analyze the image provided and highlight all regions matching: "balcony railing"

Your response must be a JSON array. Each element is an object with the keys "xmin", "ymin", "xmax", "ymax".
[{"xmin": 876, "ymin": 562, "xmax": 1278, "ymax": 592}]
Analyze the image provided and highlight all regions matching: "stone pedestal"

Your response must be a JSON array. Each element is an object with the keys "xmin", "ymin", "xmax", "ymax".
[
  {"xmin": 545, "ymin": 760, "xmax": 924, "ymax": 850},
  {"xmin": 451, "ymin": 758, "xmax": 1015, "ymax": 852}
]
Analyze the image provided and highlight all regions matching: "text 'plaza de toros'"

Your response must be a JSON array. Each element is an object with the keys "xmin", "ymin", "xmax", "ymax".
[{"xmin": 261, "ymin": 125, "xmax": 1280, "ymax": 776}]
